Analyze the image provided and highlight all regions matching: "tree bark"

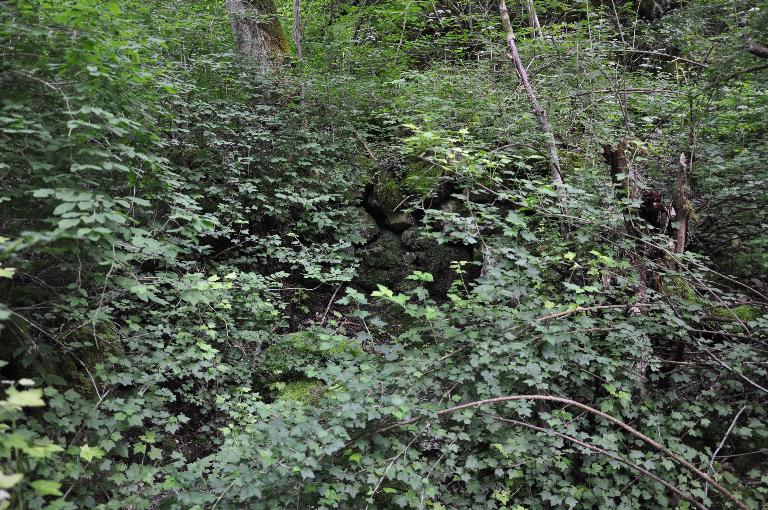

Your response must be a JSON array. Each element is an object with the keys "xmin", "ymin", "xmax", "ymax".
[
  {"xmin": 293, "ymin": 0, "xmax": 304, "ymax": 62},
  {"xmin": 225, "ymin": 0, "xmax": 289, "ymax": 66},
  {"xmin": 635, "ymin": 0, "xmax": 670, "ymax": 20},
  {"xmin": 524, "ymin": 0, "xmax": 542, "ymax": 40},
  {"xmin": 747, "ymin": 41, "xmax": 768, "ymax": 60},
  {"xmin": 498, "ymin": 0, "xmax": 569, "ymax": 236},
  {"xmin": 604, "ymin": 140, "xmax": 650, "ymax": 395},
  {"xmin": 672, "ymin": 153, "xmax": 689, "ymax": 253}
]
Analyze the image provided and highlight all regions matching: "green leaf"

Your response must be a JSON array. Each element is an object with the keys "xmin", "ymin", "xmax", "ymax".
[
  {"xmin": 53, "ymin": 202, "xmax": 77, "ymax": 215},
  {"xmin": 32, "ymin": 189, "xmax": 54, "ymax": 198},
  {"xmin": 5, "ymin": 387, "xmax": 44, "ymax": 408},
  {"xmin": 0, "ymin": 473, "xmax": 23, "ymax": 489},
  {"xmin": 57, "ymin": 218, "xmax": 81, "ymax": 229},
  {"xmin": 25, "ymin": 443, "xmax": 64, "ymax": 458},
  {"xmin": 78, "ymin": 445, "xmax": 105, "ymax": 462},
  {"xmin": 30, "ymin": 480, "xmax": 63, "ymax": 497},
  {"xmin": 406, "ymin": 271, "xmax": 434, "ymax": 282}
]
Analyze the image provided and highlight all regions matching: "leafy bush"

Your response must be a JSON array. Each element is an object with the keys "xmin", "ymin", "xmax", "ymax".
[{"xmin": 1, "ymin": 0, "xmax": 766, "ymax": 509}]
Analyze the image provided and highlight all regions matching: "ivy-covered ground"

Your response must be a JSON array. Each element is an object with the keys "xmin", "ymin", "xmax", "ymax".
[{"xmin": 1, "ymin": 1, "xmax": 767, "ymax": 509}]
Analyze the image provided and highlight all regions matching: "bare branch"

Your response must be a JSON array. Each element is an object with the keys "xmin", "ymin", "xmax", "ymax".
[
  {"xmin": 498, "ymin": 0, "xmax": 569, "ymax": 237},
  {"xmin": 377, "ymin": 394, "xmax": 749, "ymax": 509},
  {"xmin": 493, "ymin": 416, "xmax": 707, "ymax": 510}
]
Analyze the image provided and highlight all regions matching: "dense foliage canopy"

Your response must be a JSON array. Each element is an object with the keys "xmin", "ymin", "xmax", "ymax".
[{"xmin": 1, "ymin": 0, "xmax": 766, "ymax": 508}]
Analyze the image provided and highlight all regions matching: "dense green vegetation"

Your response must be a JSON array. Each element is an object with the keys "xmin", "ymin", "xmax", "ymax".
[{"xmin": 1, "ymin": 0, "xmax": 767, "ymax": 508}]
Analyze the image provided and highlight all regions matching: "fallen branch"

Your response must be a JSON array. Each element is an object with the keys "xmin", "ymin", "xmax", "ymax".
[
  {"xmin": 707, "ymin": 406, "xmax": 748, "ymax": 497},
  {"xmin": 493, "ymin": 415, "xmax": 707, "ymax": 510},
  {"xmin": 747, "ymin": 41, "xmax": 768, "ymax": 60},
  {"xmin": 673, "ymin": 153, "xmax": 690, "ymax": 253},
  {"xmin": 705, "ymin": 350, "xmax": 768, "ymax": 394},
  {"xmin": 377, "ymin": 394, "xmax": 749, "ymax": 509},
  {"xmin": 499, "ymin": 0, "xmax": 569, "ymax": 237}
]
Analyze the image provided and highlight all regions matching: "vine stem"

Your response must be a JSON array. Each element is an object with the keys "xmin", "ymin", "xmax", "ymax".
[
  {"xmin": 492, "ymin": 415, "xmax": 707, "ymax": 510},
  {"xmin": 377, "ymin": 394, "xmax": 748, "ymax": 509}
]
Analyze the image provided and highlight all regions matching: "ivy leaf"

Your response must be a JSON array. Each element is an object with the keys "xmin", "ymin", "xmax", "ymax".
[
  {"xmin": 5, "ymin": 387, "xmax": 45, "ymax": 408},
  {"xmin": 0, "ymin": 473, "xmax": 23, "ymax": 489},
  {"xmin": 30, "ymin": 479, "xmax": 63, "ymax": 496},
  {"xmin": 57, "ymin": 218, "xmax": 80, "ymax": 229},
  {"xmin": 25, "ymin": 443, "xmax": 64, "ymax": 459},
  {"xmin": 79, "ymin": 445, "xmax": 105, "ymax": 462},
  {"xmin": 406, "ymin": 271, "xmax": 434, "ymax": 282}
]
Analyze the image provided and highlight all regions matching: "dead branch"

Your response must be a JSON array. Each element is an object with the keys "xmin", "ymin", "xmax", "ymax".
[
  {"xmin": 493, "ymin": 416, "xmax": 707, "ymax": 510},
  {"xmin": 673, "ymin": 153, "xmax": 689, "ymax": 253},
  {"xmin": 747, "ymin": 41, "xmax": 768, "ymax": 60},
  {"xmin": 498, "ymin": 0, "xmax": 569, "ymax": 237},
  {"xmin": 376, "ymin": 394, "xmax": 748, "ymax": 509}
]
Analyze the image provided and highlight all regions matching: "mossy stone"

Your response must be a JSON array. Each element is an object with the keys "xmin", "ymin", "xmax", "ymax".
[
  {"xmin": 660, "ymin": 275, "xmax": 697, "ymax": 301},
  {"xmin": 711, "ymin": 305, "xmax": 762, "ymax": 322},
  {"xmin": 356, "ymin": 231, "xmax": 413, "ymax": 291},
  {"xmin": 261, "ymin": 330, "xmax": 363, "ymax": 378},
  {"xmin": 351, "ymin": 207, "xmax": 381, "ymax": 244},
  {"xmin": 274, "ymin": 379, "xmax": 326, "ymax": 405}
]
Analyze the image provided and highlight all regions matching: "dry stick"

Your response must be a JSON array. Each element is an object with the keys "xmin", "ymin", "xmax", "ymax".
[
  {"xmin": 705, "ymin": 350, "xmax": 768, "ymax": 394},
  {"xmin": 502, "ymin": 303, "xmax": 654, "ymax": 334},
  {"xmin": 558, "ymin": 87, "xmax": 682, "ymax": 99},
  {"xmin": 498, "ymin": 0, "xmax": 569, "ymax": 237},
  {"xmin": 603, "ymin": 140, "xmax": 652, "ymax": 389},
  {"xmin": 377, "ymin": 395, "xmax": 748, "ymax": 509},
  {"xmin": 608, "ymin": 0, "xmax": 625, "ymax": 44},
  {"xmin": 611, "ymin": 49, "xmax": 709, "ymax": 68},
  {"xmin": 365, "ymin": 422, "xmax": 430, "ymax": 509},
  {"xmin": 706, "ymin": 406, "xmax": 748, "ymax": 498},
  {"xmin": 492, "ymin": 416, "xmax": 707, "ymax": 510},
  {"xmin": 747, "ymin": 41, "xmax": 768, "ymax": 60},
  {"xmin": 320, "ymin": 283, "xmax": 343, "ymax": 325}
]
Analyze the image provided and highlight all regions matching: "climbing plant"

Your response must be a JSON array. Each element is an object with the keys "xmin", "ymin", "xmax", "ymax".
[{"xmin": 0, "ymin": 0, "xmax": 766, "ymax": 509}]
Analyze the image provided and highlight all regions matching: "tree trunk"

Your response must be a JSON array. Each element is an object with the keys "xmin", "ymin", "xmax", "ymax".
[
  {"xmin": 225, "ymin": 0, "xmax": 289, "ymax": 66},
  {"xmin": 672, "ymin": 153, "xmax": 689, "ymax": 253},
  {"xmin": 292, "ymin": 0, "xmax": 304, "ymax": 62},
  {"xmin": 498, "ymin": 0, "xmax": 569, "ymax": 237},
  {"xmin": 524, "ymin": 0, "xmax": 542, "ymax": 40},
  {"xmin": 604, "ymin": 140, "xmax": 651, "ymax": 396},
  {"xmin": 747, "ymin": 42, "xmax": 768, "ymax": 60},
  {"xmin": 635, "ymin": 0, "xmax": 670, "ymax": 20}
]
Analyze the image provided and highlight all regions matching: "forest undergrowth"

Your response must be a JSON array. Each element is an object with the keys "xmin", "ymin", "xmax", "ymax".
[{"xmin": 1, "ymin": 0, "xmax": 767, "ymax": 509}]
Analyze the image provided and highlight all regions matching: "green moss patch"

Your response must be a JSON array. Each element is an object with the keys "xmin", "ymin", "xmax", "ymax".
[{"xmin": 272, "ymin": 379, "xmax": 327, "ymax": 405}]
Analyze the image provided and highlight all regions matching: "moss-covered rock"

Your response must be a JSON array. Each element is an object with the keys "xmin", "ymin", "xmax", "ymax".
[
  {"xmin": 273, "ymin": 379, "xmax": 326, "ymax": 405},
  {"xmin": 355, "ymin": 231, "xmax": 413, "ymax": 291},
  {"xmin": 365, "ymin": 161, "xmax": 447, "ymax": 233},
  {"xmin": 402, "ymin": 163, "xmax": 443, "ymax": 195},
  {"xmin": 660, "ymin": 275, "xmax": 697, "ymax": 301},
  {"xmin": 349, "ymin": 207, "xmax": 381, "ymax": 244},
  {"xmin": 711, "ymin": 305, "xmax": 762, "ymax": 322},
  {"xmin": 367, "ymin": 174, "xmax": 415, "ymax": 233},
  {"xmin": 402, "ymin": 228, "xmax": 473, "ymax": 297},
  {"xmin": 261, "ymin": 330, "xmax": 363, "ymax": 378}
]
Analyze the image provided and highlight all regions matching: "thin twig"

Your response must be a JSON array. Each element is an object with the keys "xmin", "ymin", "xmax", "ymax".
[
  {"xmin": 706, "ymin": 406, "xmax": 748, "ymax": 497},
  {"xmin": 320, "ymin": 284, "xmax": 344, "ymax": 325},
  {"xmin": 365, "ymin": 422, "xmax": 429, "ymax": 509},
  {"xmin": 705, "ymin": 350, "xmax": 768, "ymax": 394}
]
